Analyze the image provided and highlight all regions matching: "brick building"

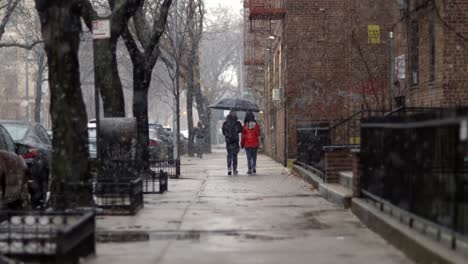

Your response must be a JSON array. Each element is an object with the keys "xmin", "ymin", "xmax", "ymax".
[
  {"xmin": 244, "ymin": 0, "xmax": 398, "ymax": 165},
  {"xmin": 392, "ymin": 0, "xmax": 468, "ymax": 108}
]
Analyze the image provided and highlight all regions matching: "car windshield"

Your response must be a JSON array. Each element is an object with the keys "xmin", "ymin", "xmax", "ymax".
[
  {"xmin": 149, "ymin": 129, "xmax": 157, "ymax": 139},
  {"xmin": 2, "ymin": 124, "xmax": 29, "ymax": 141},
  {"xmin": 88, "ymin": 128, "xmax": 96, "ymax": 138}
]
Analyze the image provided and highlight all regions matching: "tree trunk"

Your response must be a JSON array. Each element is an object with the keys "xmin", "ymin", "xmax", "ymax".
[
  {"xmin": 34, "ymin": 51, "xmax": 46, "ymax": 123},
  {"xmin": 192, "ymin": 50, "xmax": 211, "ymax": 153},
  {"xmin": 132, "ymin": 65, "xmax": 151, "ymax": 172},
  {"xmin": 93, "ymin": 39, "xmax": 125, "ymax": 117},
  {"xmin": 187, "ymin": 86, "xmax": 195, "ymax": 157},
  {"xmin": 35, "ymin": 0, "xmax": 92, "ymax": 209}
]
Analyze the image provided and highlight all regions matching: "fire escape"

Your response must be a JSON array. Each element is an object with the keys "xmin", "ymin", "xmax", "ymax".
[{"xmin": 243, "ymin": 0, "xmax": 286, "ymax": 91}]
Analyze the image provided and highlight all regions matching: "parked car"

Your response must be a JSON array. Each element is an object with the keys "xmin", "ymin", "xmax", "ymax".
[
  {"xmin": 47, "ymin": 130, "xmax": 53, "ymax": 140},
  {"xmin": 88, "ymin": 121, "xmax": 97, "ymax": 160},
  {"xmin": 0, "ymin": 124, "xmax": 30, "ymax": 209},
  {"xmin": 149, "ymin": 123, "xmax": 174, "ymax": 158},
  {"xmin": 149, "ymin": 128, "xmax": 168, "ymax": 160},
  {"xmin": 0, "ymin": 120, "xmax": 52, "ymax": 207},
  {"xmin": 179, "ymin": 133, "xmax": 188, "ymax": 156}
]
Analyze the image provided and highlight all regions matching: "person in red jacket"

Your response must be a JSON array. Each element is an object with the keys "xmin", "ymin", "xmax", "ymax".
[{"xmin": 241, "ymin": 111, "xmax": 261, "ymax": 174}]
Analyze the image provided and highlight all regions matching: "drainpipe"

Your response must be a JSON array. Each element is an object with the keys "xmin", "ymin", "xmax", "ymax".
[{"xmin": 389, "ymin": 31, "xmax": 395, "ymax": 109}]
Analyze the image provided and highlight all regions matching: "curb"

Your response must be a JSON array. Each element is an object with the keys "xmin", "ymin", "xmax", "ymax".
[
  {"xmin": 352, "ymin": 198, "xmax": 466, "ymax": 264},
  {"xmin": 292, "ymin": 164, "xmax": 352, "ymax": 208},
  {"xmin": 96, "ymin": 231, "xmax": 150, "ymax": 243}
]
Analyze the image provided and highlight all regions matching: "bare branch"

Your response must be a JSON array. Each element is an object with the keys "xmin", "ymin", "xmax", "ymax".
[{"xmin": 0, "ymin": 39, "xmax": 43, "ymax": 49}]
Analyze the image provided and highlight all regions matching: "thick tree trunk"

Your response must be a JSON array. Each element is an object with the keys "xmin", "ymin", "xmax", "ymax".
[
  {"xmin": 132, "ymin": 65, "xmax": 151, "ymax": 171},
  {"xmin": 35, "ymin": 0, "xmax": 92, "ymax": 209},
  {"xmin": 94, "ymin": 39, "xmax": 125, "ymax": 117}
]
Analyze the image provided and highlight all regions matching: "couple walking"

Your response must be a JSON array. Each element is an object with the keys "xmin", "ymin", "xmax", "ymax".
[{"xmin": 222, "ymin": 111, "xmax": 260, "ymax": 175}]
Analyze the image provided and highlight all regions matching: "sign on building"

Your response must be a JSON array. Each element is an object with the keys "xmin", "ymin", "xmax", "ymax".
[
  {"xmin": 368, "ymin": 25, "xmax": 381, "ymax": 44},
  {"xmin": 92, "ymin": 20, "xmax": 111, "ymax": 39},
  {"xmin": 395, "ymin": 54, "xmax": 406, "ymax": 79}
]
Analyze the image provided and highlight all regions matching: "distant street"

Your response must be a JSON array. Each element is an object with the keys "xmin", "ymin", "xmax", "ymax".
[{"xmin": 87, "ymin": 147, "xmax": 412, "ymax": 264}]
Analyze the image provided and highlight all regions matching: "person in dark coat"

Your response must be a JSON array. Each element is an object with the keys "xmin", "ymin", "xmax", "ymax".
[
  {"xmin": 241, "ymin": 111, "xmax": 261, "ymax": 174},
  {"xmin": 222, "ymin": 111, "xmax": 243, "ymax": 175},
  {"xmin": 193, "ymin": 121, "xmax": 204, "ymax": 158}
]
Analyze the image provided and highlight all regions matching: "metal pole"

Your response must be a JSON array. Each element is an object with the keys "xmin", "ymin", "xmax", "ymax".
[
  {"xmin": 389, "ymin": 31, "xmax": 395, "ymax": 109},
  {"xmin": 95, "ymin": 76, "xmax": 100, "ymax": 162},
  {"xmin": 25, "ymin": 55, "xmax": 30, "ymax": 121}
]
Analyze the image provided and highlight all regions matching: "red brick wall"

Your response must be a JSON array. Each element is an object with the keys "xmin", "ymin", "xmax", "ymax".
[
  {"xmin": 282, "ymin": 0, "xmax": 399, "ymax": 159},
  {"xmin": 395, "ymin": 0, "xmax": 468, "ymax": 107},
  {"xmin": 324, "ymin": 148, "xmax": 353, "ymax": 183},
  {"xmin": 284, "ymin": 0, "xmax": 350, "ymax": 159}
]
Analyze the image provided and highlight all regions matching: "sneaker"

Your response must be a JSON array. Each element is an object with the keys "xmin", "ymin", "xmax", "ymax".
[
  {"xmin": 228, "ymin": 171, "xmax": 232, "ymax": 176},
  {"xmin": 247, "ymin": 170, "xmax": 252, "ymax": 175},
  {"xmin": 234, "ymin": 171, "xmax": 238, "ymax": 175},
  {"xmin": 253, "ymin": 169, "xmax": 256, "ymax": 174}
]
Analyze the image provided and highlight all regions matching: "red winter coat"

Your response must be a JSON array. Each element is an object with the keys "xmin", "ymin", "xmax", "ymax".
[{"xmin": 241, "ymin": 122, "xmax": 260, "ymax": 148}]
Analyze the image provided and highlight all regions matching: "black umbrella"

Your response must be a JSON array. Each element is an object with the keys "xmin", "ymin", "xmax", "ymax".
[{"xmin": 208, "ymin": 98, "xmax": 260, "ymax": 112}]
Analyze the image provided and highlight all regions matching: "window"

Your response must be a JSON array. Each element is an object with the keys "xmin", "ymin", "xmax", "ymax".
[
  {"xmin": 409, "ymin": 21, "xmax": 419, "ymax": 85},
  {"xmin": 0, "ymin": 130, "xmax": 7, "ymax": 151},
  {"xmin": 2, "ymin": 124, "xmax": 29, "ymax": 141},
  {"xmin": 37, "ymin": 126, "xmax": 52, "ymax": 145},
  {"xmin": 0, "ymin": 126, "xmax": 15, "ymax": 153},
  {"xmin": 429, "ymin": 17, "xmax": 435, "ymax": 82}
]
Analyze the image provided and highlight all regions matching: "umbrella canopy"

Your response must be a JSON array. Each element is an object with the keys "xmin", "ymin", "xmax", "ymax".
[{"xmin": 208, "ymin": 98, "xmax": 260, "ymax": 112}]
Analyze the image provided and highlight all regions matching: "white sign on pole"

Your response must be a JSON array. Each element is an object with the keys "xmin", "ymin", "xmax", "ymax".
[{"xmin": 92, "ymin": 20, "xmax": 111, "ymax": 39}]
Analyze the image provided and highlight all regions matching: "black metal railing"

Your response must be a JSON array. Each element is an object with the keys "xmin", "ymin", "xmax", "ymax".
[
  {"xmin": 0, "ymin": 211, "xmax": 95, "ymax": 263},
  {"xmin": 329, "ymin": 107, "xmax": 445, "ymax": 146},
  {"xmin": 94, "ymin": 177, "xmax": 144, "ymax": 215},
  {"xmin": 58, "ymin": 176, "xmax": 144, "ymax": 215},
  {"xmin": 296, "ymin": 122, "xmax": 330, "ymax": 176},
  {"xmin": 140, "ymin": 159, "xmax": 178, "ymax": 194},
  {"xmin": 329, "ymin": 110, "xmax": 388, "ymax": 146},
  {"xmin": 361, "ymin": 111, "xmax": 468, "ymax": 249}
]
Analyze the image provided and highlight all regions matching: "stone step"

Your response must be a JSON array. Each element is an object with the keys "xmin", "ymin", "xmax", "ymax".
[
  {"xmin": 339, "ymin": 171, "xmax": 353, "ymax": 189},
  {"xmin": 319, "ymin": 183, "xmax": 353, "ymax": 209}
]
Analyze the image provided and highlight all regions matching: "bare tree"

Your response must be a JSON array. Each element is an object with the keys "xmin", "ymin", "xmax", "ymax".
[
  {"xmin": 0, "ymin": 0, "xmax": 48, "ymax": 124},
  {"xmin": 184, "ymin": 0, "xmax": 207, "ymax": 155},
  {"xmin": 78, "ymin": 0, "xmax": 144, "ymax": 117},
  {"xmin": 0, "ymin": 0, "xmax": 19, "ymax": 42},
  {"xmin": 201, "ymin": 5, "xmax": 242, "ymax": 103},
  {"xmin": 121, "ymin": 0, "xmax": 172, "ymax": 171},
  {"xmin": 34, "ymin": 0, "xmax": 93, "ymax": 209}
]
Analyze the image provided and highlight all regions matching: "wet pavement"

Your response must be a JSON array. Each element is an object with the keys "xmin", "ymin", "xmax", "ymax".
[{"xmin": 86, "ymin": 148, "xmax": 412, "ymax": 264}]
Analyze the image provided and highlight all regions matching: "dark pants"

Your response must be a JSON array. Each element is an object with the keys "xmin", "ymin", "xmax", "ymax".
[
  {"xmin": 226, "ymin": 143, "xmax": 240, "ymax": 171},
  {"xmin": 245, "ymin": 147, "xmax": 258, "ymax": 172}
]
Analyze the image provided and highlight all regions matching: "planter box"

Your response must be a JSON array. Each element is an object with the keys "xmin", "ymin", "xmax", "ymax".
[{"xmin": 0, "ymin": 211, "xmax": 95, "ymax": 263}]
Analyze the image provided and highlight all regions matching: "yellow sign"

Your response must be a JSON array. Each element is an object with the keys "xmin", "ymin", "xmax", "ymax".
[
  {"xmin": 350, "ymin": 137, "xmax": 361, "ymax": 145},
  {"xmin": 368, "ymin": 25, "xmax": 381, "ymax": 44}
]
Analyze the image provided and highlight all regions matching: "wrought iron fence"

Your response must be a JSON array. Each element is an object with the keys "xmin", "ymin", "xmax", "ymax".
[
  {"xmin": 94, "ymin": 177, "xmax": 144, "ymax": 215},
  {"xmin": 361, "ymin": 111, "xmax": 468, "ymax": 249},
  {"xmin": 141, "ymin": 159, "xmax": 178, "ymax": 194},
  {"xmin": 329, "ymin": 107, "xmax": 444, "ymax": 146},
  {"xmin": 0, "ymin": 211, "xmax": 95, "ymax": 263},
  {"xmin": 57, "ymin": 177, "xmax": 144, "ymax": 215},
  {"xmin": 296, "ymin": 122, "xmax": 330, "ymax": 176},
  {"xmin": 329, "ymin": 110, "xmax": 388, "ymax": 146}
]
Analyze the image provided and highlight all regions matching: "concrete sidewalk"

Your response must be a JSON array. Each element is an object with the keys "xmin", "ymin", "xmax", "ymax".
[{"xmin": 86, "ymin": 149, "xmax": 412, "ymax": 264}]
